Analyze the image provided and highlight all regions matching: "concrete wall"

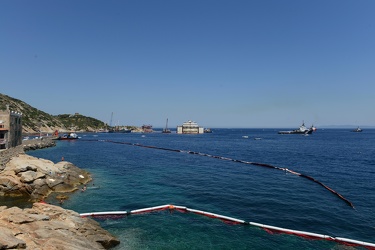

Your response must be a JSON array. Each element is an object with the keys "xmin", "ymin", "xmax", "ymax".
[{"xmin": 9, "ymin": 111, "xmax": 22, "ymax": 147}]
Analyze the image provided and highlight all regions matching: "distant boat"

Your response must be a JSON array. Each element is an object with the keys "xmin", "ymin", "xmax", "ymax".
[
  {"xmin": 54, "ymin": 131, "xmax": 79, "ymax": 140},
  {"xmin": 109, "ymin": 127, "xmax": 131, "ymax": 133},
  {"xmin": 108, "ymin": 112, "xmax": 131, "ymax": 133},
  {"xmin": 162, "ymin": 118, "xmax": 171, "ymax": 133},
  {"xmin": 176, "ymin": 120, "xmax": 204, "ymax": 134},
  {"xmin": 278, "ymin": 121, "xmax": 314, "ymax": 135},
  {"xmin": 351, "ymin": 127, "xmax": 362, "ymax": 132},
  {"xmin": 117, "ymin": 128, "xmax": 131, "ymax": 133},
  {"xmin": 204, "ymin": 128, "xmax": 212, "ymax": 133}
]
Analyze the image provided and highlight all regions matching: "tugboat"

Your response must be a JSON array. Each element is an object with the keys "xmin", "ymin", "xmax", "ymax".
[
  {"xmin": 351, "ymin": 127, "xmax": 362, "ymax": 132},
  {"xmin": 53, "ymin": 130, "xmax": 79, "ymax": 140},
  {"xmin": 109, "ymin": 126, "xmax": 131, "ymax": 133},
  {"xmin": 59, "ymin": 132, "xmax": 79, "ymax": 140},
  {"xmin": 278, "ymin": 122, "xmax": 314, "ymax": 134}
]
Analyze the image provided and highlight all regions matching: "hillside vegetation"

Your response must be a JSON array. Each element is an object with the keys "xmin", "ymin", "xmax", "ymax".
[{"xmin": 0, "ymin": 93, "xmax": 106, "ymax": 133}]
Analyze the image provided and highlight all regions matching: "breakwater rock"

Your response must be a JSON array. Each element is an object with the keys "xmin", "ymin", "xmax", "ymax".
[
  {"xmin": 1, "ymin": 138, "xmax": 55, "ymax": 172},
  {"xmin": 0, "ymin": 202, "xmax": 120, "ymax": 249},
  {"xmin": 23, "ymin": 138, "xmax": 56, "ymax": 151},
  {"xmin": 0, "ymin": 154, "xmax": 91, "ymax": 202}
]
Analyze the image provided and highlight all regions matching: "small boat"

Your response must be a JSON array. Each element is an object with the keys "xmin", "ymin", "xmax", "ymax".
[
  {"xmin": 351, "ymin": 127, "xmax": 362, "ymax": 132},
  {"xmin": 118, "ymin": 128, "xmax": 131, "ymax": 133},
  {"xmin": 109, "ymin": 127, "xmax": 131, "ymax": 133},
  {"xmin": 204, "ymin": 128, "xmax": 212, "ymax": 133},
  {"xmin": 278, "ymin": 121, "xmax": 314, "ymax": 135},
  {"xmin": 59, "ymin": 132, "xmax": 79, "ymax": 140},
  {"xmin": 53, "ymin": 131, "xmax": 79, "ymax": 140}
]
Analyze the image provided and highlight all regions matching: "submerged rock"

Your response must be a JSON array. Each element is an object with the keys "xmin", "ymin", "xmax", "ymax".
[{"xmin": 0, "ymin": 203, "xmax": 120, "ymax": 249}]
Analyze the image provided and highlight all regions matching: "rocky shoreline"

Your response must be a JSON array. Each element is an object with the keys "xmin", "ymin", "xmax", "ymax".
[
  {"xmin": 23, "ymin": 137, "xmax": 56, "ymax": 151},
  {"xmin": 1, "ymin": 154, "xmax": 92, "ymax": 202},
  {"xmin": 0, "ymin": 139, "xmax": 120, "ymax": 249},
  {"xmin": 0, "ymin": 203, "xmax": 120, "ymax": 249}
]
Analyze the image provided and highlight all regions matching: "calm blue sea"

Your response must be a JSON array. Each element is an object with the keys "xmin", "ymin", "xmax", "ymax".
[{"xmin": 26, "ymin": 129, "xmax": 375, "ymax": 250}]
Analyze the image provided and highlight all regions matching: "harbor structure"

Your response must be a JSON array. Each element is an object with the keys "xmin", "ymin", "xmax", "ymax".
[
  {"xmin": 176, "ymin": 120, "xmax": 204, "ymax": 134},
  {"xmin": 0, "ymin": 105, "xmax": 23, "ymax": 150}
]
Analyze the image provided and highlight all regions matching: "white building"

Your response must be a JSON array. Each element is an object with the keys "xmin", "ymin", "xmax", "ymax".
[{"xmin": 176, "ymin": 120, "xmax": 204, "ymax": 134}]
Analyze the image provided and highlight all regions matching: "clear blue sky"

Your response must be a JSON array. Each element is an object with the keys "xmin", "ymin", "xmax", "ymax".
[{"xmin": 1, "ymin": 1, "xmax": 374, "ymax": 128}]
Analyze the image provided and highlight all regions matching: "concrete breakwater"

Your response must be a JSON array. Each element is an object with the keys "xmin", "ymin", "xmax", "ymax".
[{"xmin": 23, "ymin": 137, "xmax": 56, "ymax": 151}]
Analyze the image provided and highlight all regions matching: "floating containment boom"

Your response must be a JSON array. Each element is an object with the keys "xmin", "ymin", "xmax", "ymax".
[
  {"xmin": 93, "ymin": 139, "xmax": 354, "ymax": 208},
  {"xmin": 80, "ymin": 204, "xmax": 375, "ymax": 249}
]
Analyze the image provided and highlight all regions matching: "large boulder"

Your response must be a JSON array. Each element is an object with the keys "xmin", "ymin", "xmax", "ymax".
[
  {"xmin": 0, "ymin": 176, "xmax": 23, "ymax": 196},
  {"xmin": 1, "ymin": 154, "xmax": 92, "ymax": 201},
  {"xmin": 19, "ymin": 170, "xmax": 45, "ymax": 183},
  {"xmin": 0, "ymin": 203, "xmax": 120, "ymax": 249},
  {"xmin": 14, "ymin": 164, "xmax": 38, "ymax": 174},
  {"xmin": 0, "ymin": 226, "xmax": 26, "ymax": 249}
]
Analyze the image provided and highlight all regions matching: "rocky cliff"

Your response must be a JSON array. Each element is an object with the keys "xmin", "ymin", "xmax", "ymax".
[
  {"xmin": 0, "ymin": 202, "xmax": 120, "ymax": 249},
  {"xmin": 0, "ymin": 93, "xmax": 106, "ymax": 133}
]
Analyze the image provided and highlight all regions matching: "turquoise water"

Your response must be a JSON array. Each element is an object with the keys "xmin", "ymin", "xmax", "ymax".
[{"xmin": 28, "ymin": 129, "xmax": 375, "ymax": 249}]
